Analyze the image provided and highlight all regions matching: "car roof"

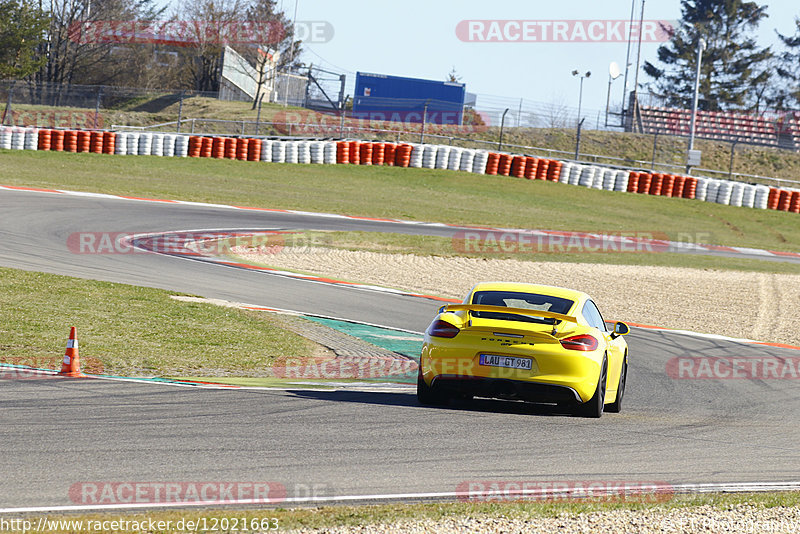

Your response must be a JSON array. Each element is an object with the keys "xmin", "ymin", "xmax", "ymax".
[{"xmin": 468, "ymin": 282, "xmax": 590, "ymax": 304}]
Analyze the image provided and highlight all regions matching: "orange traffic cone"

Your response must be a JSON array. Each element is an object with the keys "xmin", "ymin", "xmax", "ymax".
[{"xmin": 58, "ymin": 327, "xmax": 85, "ymax": 377}]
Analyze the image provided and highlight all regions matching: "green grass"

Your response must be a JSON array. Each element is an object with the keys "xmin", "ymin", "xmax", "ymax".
[
  {"xmin": 16, "ymin": 492, "xmax": 800, "ymax": 532},
  {"xmin": 0, "ymin": 267, "xmax": 323, "ymax": 377},
  {"xmin": 2, "ymin": 150, "xmax": 800, "ymax": 255}
]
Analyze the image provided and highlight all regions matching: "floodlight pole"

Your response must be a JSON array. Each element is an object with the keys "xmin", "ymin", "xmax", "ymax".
[{"xmin": 686, "ymin": 37, "xmax": 706, "ymax": 174}]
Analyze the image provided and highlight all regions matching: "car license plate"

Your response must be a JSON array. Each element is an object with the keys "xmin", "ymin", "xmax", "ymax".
[{"xmin": 479, "ymin": 354, "xmax": 532, "ymax": 370}]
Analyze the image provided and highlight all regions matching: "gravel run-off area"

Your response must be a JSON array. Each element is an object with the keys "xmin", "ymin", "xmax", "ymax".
[{"xmin": 232, "ymin": 246, "xmax": 800, "ymax": 347}]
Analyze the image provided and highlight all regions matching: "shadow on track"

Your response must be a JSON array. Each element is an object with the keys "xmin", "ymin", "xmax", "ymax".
[{"xmin": 286, "ymin": 389, "xmax": 577, "ymax": 417}]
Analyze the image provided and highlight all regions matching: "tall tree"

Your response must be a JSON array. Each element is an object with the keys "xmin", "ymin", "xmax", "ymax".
[
  {"xmin": 0, "ymin": 0, "xmax": 48, "ymax": 79},
  {"xmin": 30, "ymin": 0, "xmax": 164, "ymax": 100},
  {"xmin": 643, "ymin": 0, "xmax": 773, "ymax": 112},
  {"xmin": 775, "ymin": 17, "xmax": 800, "ymax": 109}
]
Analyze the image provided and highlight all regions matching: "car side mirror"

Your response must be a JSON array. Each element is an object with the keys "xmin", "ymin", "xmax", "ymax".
[
  {"xmin": 438, "ymin": 305, "xmax": 447, "ymax": 314},
  {"xmin": 611, "ymin": 321, "xmax": 630, "ymax": 339}
]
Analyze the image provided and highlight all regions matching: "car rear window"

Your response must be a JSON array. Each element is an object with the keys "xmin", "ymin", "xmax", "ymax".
[{"xmin": 471, "ymin": 291, "xmax": 574, "ymax": 325}]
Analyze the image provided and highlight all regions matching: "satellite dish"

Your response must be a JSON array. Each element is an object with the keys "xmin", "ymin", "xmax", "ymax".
[{"xmin": 609, "ymin": 61, "xmax": 622, "ymax": 80}]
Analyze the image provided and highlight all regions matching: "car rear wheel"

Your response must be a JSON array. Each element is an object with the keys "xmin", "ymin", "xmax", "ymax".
[
  {"xmin": 606, "ymin": 357, "xmax": 627, "ymax": 413},
  {"xmin": 575, "ymin": 357, "xmax": 607, "ymax": 418},
  {"xmin": 417, "ymin": 370, "xmax": 448, "ymax": 406}
]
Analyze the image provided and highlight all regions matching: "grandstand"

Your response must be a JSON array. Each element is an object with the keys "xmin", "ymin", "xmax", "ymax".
[{"xmin": 636, "ymin": 106, "xmax": 800, "ymax": 151}]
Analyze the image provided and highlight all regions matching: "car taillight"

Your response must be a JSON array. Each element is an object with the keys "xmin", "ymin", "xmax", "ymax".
[
  {"xmin": 428, "ymin": 319, "xmax": 459, "ymax": 338},
  {"xmin": 560, "ymin": 334, "xmax": 598, "ymax": 351}
]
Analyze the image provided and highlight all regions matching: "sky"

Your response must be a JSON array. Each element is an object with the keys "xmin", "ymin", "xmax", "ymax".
[{"xmin": 162, "ymin": 0, "xmax": 800, "ymax": 124}]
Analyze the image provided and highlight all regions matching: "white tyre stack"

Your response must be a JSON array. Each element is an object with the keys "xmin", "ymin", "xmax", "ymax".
[
  {"xmin": 126, "ymin": 133, "xmax": 140, "ymax": 155},
  {"xmin": 601, "ymin": 169, "xmax": 616, "ymax": 191},
  {"xmin": 260, "ymin": 139, "xmax": 273, "ymax": 162},
  {"xmin": 162, "ymin": 134, "xmax": 175, "ymax": 157},
  {"xmin": 272, "ymin": 140, "xmax": 286, "ymax": 163},
  {"xmin": 715, "ymin": 180, "xmax": 733, "ymax": 205},
  {"xmin": 592, "ymin": 166, "xmax": 605, "ymax": 189},
  {"xmin": 472, "ymin": 150, "xmax": 489, "ymax": 174},
  {"xmin": 138, "ymin": 132, "xmax": 152, "ymax": 156},
  {"xmin": 447, "ymin": 147, "xmax": 463, "ymax": 171},
  {"xmin": 323, "ymin": 141, "xmax": 337, "ymax": 164},
  {"xmin": 579, "ymin": 166, "xmax": 597, "ymax": 188},
  {"xmin": 409, "ymin": 144, "xmax": 424, "ymax": 168},
  {"xmin": 613, "ymin": 170, "xmax": 630, "ymax": 192},
  {"xmin": 174, "ymin": 135, "xmax": 189, "ymax": 157},
  {"xmin": 284, "ymin": 141, "xmax": 298, "ymax": 163},
  {"xmin": 559, "ymin": 163, "xmax": 573, "ymax": 184},
  {"xmin": 434, "ymin": 146, "xmax": 450, "ymax": 169},
  {"xmin": 694, "ymin": 177, "xmax": 708, "ymax": 201},
  {"xmin": 24, "ymin": 128, "xmax": 39, "ymax": 150},
  {"xmin": 704, "ymin": 179, "xmax": 721, "ymax": 204},
  {"xmin": 459, "ymin": 149, "xmax": 476, "ymax": 173},
  {"xmin": 115, "ymin": 132, "xmax": 128, "ymax": 155},
  {"xmin": 296, "ymin": 141, "xmax": 311, "ymax": 164},
  {"xmin": 0, "ymin": 127, "xmax": 11, "ymax": 150},
  {"xmin": 568, "ymin": 164, "xmax": 582, "ymax": 186},
  {"xmin": 309, "ymin": 141, "xmax": 324, "ymax": 164},
  {"xmin": 753, "ymin": 185, "xmax": 770, "ymax": 209},
  {"xmin": 740, "ymin": 184, "xmax": 756, "ymax": 208},
  {"xmin": 421, "ymin": 145, "xmax": 437, "ymax": 169},
  {"xmin": 10, "ymin": 128, "xmax": 25, "ymax": 150},
  {"xmin": 150, "ymin": 133, "xmax": 164, "ymax": 156},
  {"xmin": 729, "ymin": 182, "xmax": 745, "ymax": 207}
]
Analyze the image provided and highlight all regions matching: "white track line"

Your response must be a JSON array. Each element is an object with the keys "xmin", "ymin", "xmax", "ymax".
[{"xmin": 3, "ymin": 482, "xmax": 800, "ymax": 513}]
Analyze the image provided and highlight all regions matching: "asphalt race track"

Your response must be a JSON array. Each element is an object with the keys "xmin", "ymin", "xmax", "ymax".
[{"xmin": 1, "ymin": 188, "xmax": 800, "ymax": 509}]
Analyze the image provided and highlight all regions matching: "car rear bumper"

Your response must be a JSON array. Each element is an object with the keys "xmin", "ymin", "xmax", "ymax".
[{"xmin": 431, "ymin": 375, "xmax": 582, "ymax": 404}]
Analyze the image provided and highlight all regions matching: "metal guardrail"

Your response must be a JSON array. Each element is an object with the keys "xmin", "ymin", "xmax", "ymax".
[{"xmin": 110, "ymin": 118, "xmax": 800, "ymax": 188}]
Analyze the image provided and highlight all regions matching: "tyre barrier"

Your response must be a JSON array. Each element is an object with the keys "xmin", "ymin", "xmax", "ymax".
[
  {"xmin": 485, "ymin": 152, "xmax": 500, "ymax": 175},
  {"xmin": 163, "ymin": 135, "xmax": 176, "ymax": 157},
  {"xmin": 272, "ymin": 140, "xmax": 286, "ymax": 163},
  {"xmin": 383, "ymin": 143, "xmax": 396, "ymax": 166},
  {"xmin": 409, "ymin": 144, "xmax": 424, "ymax": 168},
  {"xmin": 358, "ymin": 142, "xmax": 373, "ymax": 166},
  {"xmin": 150, "ymin": 133, "xmax": 163, "ymax": 156},
  {"xmin": 6, "ymin": 128, "xmax": 798, "ymax": 215},
  {"xmin": 395, "ymin": 144, "xmax": 412, "ymax": 167},
  {"xmin": 115, "ymin": 132, "xmax": 128, "ymax": 155},
  {"xmin": 447, "ymin": 147, "xmax": 463, "ymax": 172},
  {"xmin": 497, "ymin": 154, "xmax": 513, "ymax": 177},
  {"xmin": 790, "ymin": 191, "xmax": 800, "ymax": 214},
  {"xmin": 127, "ymin": 133, "xmax": 141, "ymax": 155},
  {"xmin": 459, "ymin": 149, "xmax": 476, "ymax": 173},
  {"xmin": 767, "ymin": 187, "xmax": 780, "ymax": 210},
  {"xmin": 435, "ymin": 146, "xmax": 450, "ymax": 169},
  {"xmin": 369, "ymin": 142, "xmax": 384, "ymax": 166},
  {"xmin": 535, "ymin": 159, "xmax": 550, "ymax": 181},
  {"xmin": 472, "ymin": 151, "xmax": 489, "ymax": 175},
  {"xmin": 248, "ymin": 139, "xmax": 262, "ymax": 162},
  {"xmin": 421, "ymin": 145, "xmax": 437, "ymax": 169},
  {"xmin": 510, "ymin": 155, "xmax": 526, "ymax": 178},
  {"xmin": 777, "ymin": 189, "xmax": 791, "ymax": 212}
]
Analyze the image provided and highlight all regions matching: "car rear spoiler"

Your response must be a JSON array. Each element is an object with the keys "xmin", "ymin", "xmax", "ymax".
[{"xmin": 443, "ymin": 304, "xmax": 578, "ymax": 324}]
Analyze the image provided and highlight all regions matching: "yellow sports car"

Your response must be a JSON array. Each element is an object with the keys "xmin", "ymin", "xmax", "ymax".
[{"xmin": 418, "ymin": 282, "xmax": 629, "ymax": 417}]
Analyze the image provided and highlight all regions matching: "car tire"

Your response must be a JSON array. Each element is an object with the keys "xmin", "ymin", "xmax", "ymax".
[
  {"xmin": 417, "ymin": 370, "xmax": 447, "ymax": 406},
  {"xmin": 575, "ymin": 357, "xmax": 607, "ymax": 418},
  {"xmin": 606, "ymin": 357, "xmax": 627, "ymax": 413}
]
